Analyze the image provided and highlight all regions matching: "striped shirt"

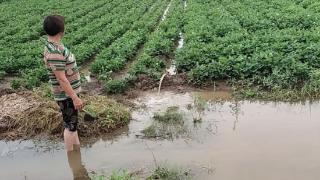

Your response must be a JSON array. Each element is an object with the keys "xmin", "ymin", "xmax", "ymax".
[{"xmin": 43, "ymin": 40, "xmax": 81, "ymax": 101}]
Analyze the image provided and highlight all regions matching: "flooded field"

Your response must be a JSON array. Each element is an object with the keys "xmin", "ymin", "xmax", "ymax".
[{"xmin": 1, "ymin": 90, "xmax": 320, "ymax": 180}]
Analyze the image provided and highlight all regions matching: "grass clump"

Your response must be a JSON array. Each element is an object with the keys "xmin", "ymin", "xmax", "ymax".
[
  {"xmin": 80, "ymin": 95, "xmax": 131, "ymax": 136},
  {"xmin": 10, "ymin": 79, "xmax": 23, "ymax": 89},
  {"xmin": 141, "ymin": 107, "xmax": 189, "ymax": 140},
  {"xmin": 141, "ymin": 124, "xmax": 158, "ymax": 138},
  {"xmin": 109, "ymin": 170, "xmax": 134, "ymax": 180},
  {"xmin": 153, "ymin": 106, "xmax": 183, "ymax": 123},
  {"xmin": 105, "ymin": 79, "xmax": 128, "ymax": 94},
  {"xmin": 90, "ymin": 170, "xmax": 135, "ymax": 180},
  {"xmin": 188, "ymin": 96, "xmax": 207, "ymax": 123},
  {"xmin": 147, "ymin": 166, "xmax": 191, "ymax": 180}
]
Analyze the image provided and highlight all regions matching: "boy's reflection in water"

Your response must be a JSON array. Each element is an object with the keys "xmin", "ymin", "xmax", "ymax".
[{"xmin": 67, "ymin": 145, "xmax": 90, "ymax": 180}]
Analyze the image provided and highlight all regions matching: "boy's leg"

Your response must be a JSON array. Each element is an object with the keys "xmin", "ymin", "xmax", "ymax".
[
  {"xmin": 64, "ymin": 129, "xmax": 79, "ymax": 151},
  {"xmin": 73, "ymin": 131, "xmax": 80, "ymax": 145},
  {"xmin": 58, "ymin": 98, "xmax": 80, "ymax": 151},
  {"xmin": 64, "ymin": 129, "xmax": 73, "ymax": 151},
  {"xmin": 67, "ymin": 144, "xmax": 89, "ymax": 179}
]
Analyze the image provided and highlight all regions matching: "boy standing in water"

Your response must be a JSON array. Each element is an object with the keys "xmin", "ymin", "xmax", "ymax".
[{"xmin": 43, "ymin": 15, "xmax": 83, "ymax": 151}]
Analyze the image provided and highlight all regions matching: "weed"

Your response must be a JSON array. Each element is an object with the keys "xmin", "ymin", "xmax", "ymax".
[
  {"xmin": 33, "ymin": 83, "xmax": 54, "ymax": 100},
  {"xmin": 90, "ymin": 170, "xmax": 135, "ymax": 180},
  {"xmin": 109, "ymin": 170, "xmax": 135, "ymax": 180},
  {"xmin": 90, "ymin": 174, "xmax": 107, "ymax": 180},
  {"xmin": 153, "ymin": 106, "xmax": 183, "ymax": 123},
  {"xmin": 141, "ymin": 107, "xmax": 189, "ymax": 140},
  {"xmin": 104, "ymin": 79, "xmax": 128, "ymax": 94},
  {"xmin": 141, "ymin": 124, "xmax": 158, "ymax": 138},
  {"xmin": 147, "ymin": 166, "xmax": 191, "ymax": 180},
  {"xmin": 10, "ymin": 79, "xmax": 23, "ymax": 89},
  {"xmin": 21, "ymin": 66, "xmax": 48, "ymax": 89}
]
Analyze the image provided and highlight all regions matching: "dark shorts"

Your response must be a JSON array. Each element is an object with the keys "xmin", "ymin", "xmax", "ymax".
[{"xmin": 57, "ymin": 98, "xmax": 78, "ymax": 132}]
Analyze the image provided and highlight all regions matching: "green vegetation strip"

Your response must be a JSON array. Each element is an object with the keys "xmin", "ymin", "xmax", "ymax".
[{"xmin": 176, "ymin": 0, "xmax": 320, "ymax": 99}]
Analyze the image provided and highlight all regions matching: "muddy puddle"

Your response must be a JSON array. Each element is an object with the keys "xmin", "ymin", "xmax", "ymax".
[{"xmin": 1, "ymin": 90, "xmax": 320, "ymax": 179}]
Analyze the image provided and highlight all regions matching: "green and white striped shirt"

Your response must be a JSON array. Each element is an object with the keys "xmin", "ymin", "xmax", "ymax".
[{"xmin": 43, "ymin": 40, "xmax": 81, "ymax": 101}]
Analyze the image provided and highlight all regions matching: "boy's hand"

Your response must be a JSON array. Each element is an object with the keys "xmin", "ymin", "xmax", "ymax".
[{"xmin": 72, "ymin": 96, "xmax": 84, "ymax": 111}]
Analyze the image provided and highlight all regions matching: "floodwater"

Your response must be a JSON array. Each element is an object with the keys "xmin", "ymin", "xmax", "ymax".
[{"xmin": 1, "ymin": 90, "xmax": 320, "ymax": 180}]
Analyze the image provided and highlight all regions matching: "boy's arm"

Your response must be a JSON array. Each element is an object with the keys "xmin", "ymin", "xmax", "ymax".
[
  {"xmin": 53, "ymin": 71, "xmax": 83, "ymax": 110},
  {"xmin": 46, "ymin": 49, "xmax": 83, "ymax": 110}
]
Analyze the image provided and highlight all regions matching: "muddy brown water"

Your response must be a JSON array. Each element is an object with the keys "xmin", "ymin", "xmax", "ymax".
[{"xmin": 1, "ymin": 90, "xmax": 320, "ymax": 180}]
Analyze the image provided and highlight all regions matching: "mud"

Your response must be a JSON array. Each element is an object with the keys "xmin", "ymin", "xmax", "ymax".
[
  {"xmin": 80, "ymin": 75, "xmax": 104, "ymax": 96},
  {"xmin": 135, "ymin": 73, "xmax": 188, "ymax": 91}
]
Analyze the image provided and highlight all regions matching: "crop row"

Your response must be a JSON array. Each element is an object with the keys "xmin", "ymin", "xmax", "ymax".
[
  {"xmin": 0, "ymin": 0, "xmax": 112, "ymax": 74},
  {"xmin": 101, "ymin": 0, "xmax": 185, "ymax": 93},
  {"xmin": 0, "ymin": 0, "xmax": 150, "ymax": 74},
  {"xmin": 63, "ymin": 0, "xmax": 127, "ymax": 47},
  {"xmin": 71, "ymin": 0, "xmax": 156, "ymax": 64},
  {"xmin": 0, "ymin": 0, "xmax": 155, "ymax": 89},
  {"xmin": 177, "ymin": 0, "xmax": 320, "ymax": 93},
  {"xmin": 0, "ymin": 0, "xmax": 111, "ymax": 44},
  {"xmin": 128, "ymin": 0, "xmax": 184, "ymax": 79},
  {"xmin": 91, "ymin": 0, "xmax": 169, "ymax": 76}
]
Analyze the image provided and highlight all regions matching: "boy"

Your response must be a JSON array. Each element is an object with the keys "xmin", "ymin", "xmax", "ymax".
[{"xmin": 43, "ymin": 15, "xmax": 83, "ymax": 151}]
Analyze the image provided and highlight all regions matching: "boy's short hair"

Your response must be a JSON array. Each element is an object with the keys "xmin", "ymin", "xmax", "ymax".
[{"xmin": 43, "ymin": 15, "xmax": 65, "ymax": 36}]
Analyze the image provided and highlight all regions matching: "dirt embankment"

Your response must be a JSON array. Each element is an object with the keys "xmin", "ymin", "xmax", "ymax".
[
  {"xmin": 0, "ymin": 90, "xmax": 131, "ymax": 140},
  {"xmin": 135, "ymin": 73, "xmax": 188, "ymax": 91}
]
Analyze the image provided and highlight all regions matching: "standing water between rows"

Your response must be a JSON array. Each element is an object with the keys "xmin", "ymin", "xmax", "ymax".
[{"xmin": 0, "ymin": 90, "xmax": 320, "ymax": 179}]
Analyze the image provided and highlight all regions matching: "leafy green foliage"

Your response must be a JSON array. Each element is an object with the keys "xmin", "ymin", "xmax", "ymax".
[
  {"xmin": 21, "ymin": 66, "xmax": 48, "ymax": 89},
  {"xmin": 0, "ymin": 0, "xmax": 156, "ymax": 89},
  {"xmin": 104, "ymin": 79, "xmax": 128, "ymax": 94},
  {"xmin": 10, "ymin": 79, "xmax": 22, "ymax": 89},
  {"xmin": 176, "ymin": 0, "xmax": 320, "ymax": 94}
]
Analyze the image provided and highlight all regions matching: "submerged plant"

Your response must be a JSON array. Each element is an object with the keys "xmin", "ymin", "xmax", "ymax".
[
  {"xmin": 141, "ymin": 107, "xmax": 189, "ymax": 140},
  {"xmin": 153, "ymin": 106, "xmax": 183, "ymax": 123},
  {"xmin": 188, "ymin": 95, "xmax": 207, "ymax": 123}
]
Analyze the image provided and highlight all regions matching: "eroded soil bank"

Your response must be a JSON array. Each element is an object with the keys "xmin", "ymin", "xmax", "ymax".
[
  {"xmin": 0, "ymin": 90, "xmax": 130, "ymax": 140},
  {"xmin": 1, "ymin": 89, "xmax": 320, "ymax": 180}
]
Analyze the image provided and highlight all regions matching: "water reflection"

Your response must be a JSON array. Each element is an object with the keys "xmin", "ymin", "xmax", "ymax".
[
  {"xmin": 229, "ymin": 100, "xmax": 242, "ymax": 131},
  {"xmin": 67, "ymin": 145, "xmax": 89, "ymax": 180}
]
